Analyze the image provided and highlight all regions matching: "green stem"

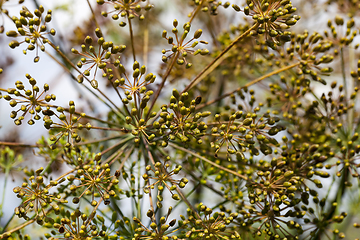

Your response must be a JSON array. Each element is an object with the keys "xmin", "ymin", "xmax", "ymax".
[
  {"xmin": 128, "ymin": 17, "xmax": 136, "ymax": 62},
  {"xmin": 1, "ymin": 212, "xmax": 15, "ymax": 234},
  {"xmin": 340, "ymin": 47, "xmax": 348, "ymax": 103},
  {"xmin": 182, "ymin": 23, "xmax": 259, "ymax": 93},
  {"xmin": 143, "ymin": 141, "xmax": 199, "ymax": 218},
  {"xmin": 86, "ymin": 0, "xmax": 101, "ymax": 29},
  {"xmin": 0, "ymin": 217, "xmax": 36, "ymax": 237},
  {"xmin": 197, "ymin": 62, "xmax": 301, "ymax": 109},
  {"xmin": 168, "ymin": 142, "xmax": 248, "ymax": 181},
  {"xmin": 0, "ymin": 168, "xmax": 9, "ymax": 220},
  {"xmin": 0, "ymin": 142, "xmax": 39, "ymax": 148},
  {"xmin": 146, "ymin": 52, "xmax": 180, "ymax": 121},
  {"xmin": 46, "ymin": 41, "xmax": 123, "ymax": 116},
  {"xmin": 340, "ymin": 47, "xmax": 351, "ymax": 137},
  {"xmin": 313, "ymin": 168, "xmax": 349, "ymax": 239}
]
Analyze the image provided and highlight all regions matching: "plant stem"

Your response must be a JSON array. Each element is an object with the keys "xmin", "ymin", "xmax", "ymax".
[
  {"xmin": 340, "ymin": 47, "xmax": 352, "ymax": 137},
  {"xmin": 168, "ymin": 142, "xmax": 248, "ymax": 181},
  {"xmin": 1, "ymin": 212, "xmax": 15, "ymax": 234},
  {"xmin": 0, "ymin": 168, "xmax": 9, "ymax": 221},
  {"xmin": 197, "ymin": 62, "xmax": 301, "ymax": 109},
  {"xmin": 175, "ymin": 185, "xmax": 201, "ymax": 219},
  {"xmin": 146, "ymin": 52, "xmax": 180, "ymax": 121},
  {"xmin": 0, "ymin": 142, "xmax": 39, "ymax": 148},
  {"xmin": 128, "ymin": 17, "xmax": 136, "ymax": 62},
  {"xmin": 189, "ymin": 3, "xmax": 203, "ymax": 24},
  {"xmin": 87, "ymin": 0, "xmax": 101, "ymax": 29},
  {"xmin": 143, "ymin": 141, "xmax": 200, "ymax": 218},
  {"xmin": 182, "ymin": 23, "xmax": 259, "ymax": 93},
  {"xmin": 0, "ymin": 218, "xmax": 35, "ymax": 237},
  {"xmin": 340, "ymin": 47, "xmax": 348, "ymax": 103},
  {"xmin": 313, "ymin": 168, "xmax": 349, "ymax": 239},
  {"xmin": 143, "ymin": 28, "xmax": 149, "ymax": 66},
  {"xmin": 46, "ymin": 41, "xmax": 123, "ymax": 116}
]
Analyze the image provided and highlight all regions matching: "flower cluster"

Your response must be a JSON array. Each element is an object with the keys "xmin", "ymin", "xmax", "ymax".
[
  {"xmin": 162, "ymin": 19, "xmax": 209, "ymax": 68},
  {"xmin": 50, "ymin": 209, "xmax": 107, "ymax": 239},
  {"xmin": 97, "ymin": 0, "xmax": 153, "ymax": 24},
  {"xmin": 43, "ymin": 102, "xmax": 87, "ymax": 148},
  {"xmin": 189, "ymin": 0, "xmax": 231, "ymax": 15},
  {"xmin": 13, "ymin": 167, "xmax": 67, "ymax": 220},
  {"xmin": 152, "ymin": 91, "xmax": 209, "ymax": 146},
  {"xmin": 232, "ymin": 0, "xmax": 299, "ymax": 46},
  {"xmin": 180, "ymin": 203, "xmax": 240, "ymax": 239},
  {"xmin": 68, "ymin": 162, "xmax": 120, "ymax": 206},
  {"xmin": 114, "ymin": 61, "xmax": 155, "ymax": 104},
  {"xmin": 72, "ymin": 29, "xmax": 126, "ymax": 88},
  {"xmin": 133, "ymin": 207, "xmax": 177, "ymax": 240},
  {"xmin": 142, "ymin": 160, "xmax": 188, "ymax": 201},
  {"xmin": 0, "ymin": 74, "xmax": 56, "ymax": 125},
  {"xmin": 280, "ymin": 30, "xmax": 335, "ymax": 84},
  {"xmin": 6, "ymin": 5, "xmax": 55, "ymax": 62},
  {"xmin": 210, "ymin": 110, "xmax": 284, "ymax": 160}
]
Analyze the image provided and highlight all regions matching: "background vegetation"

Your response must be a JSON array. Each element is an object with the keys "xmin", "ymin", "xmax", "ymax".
[{"xmin": 1, "ymin": 0, "xmax": 360, "ymax": 239}]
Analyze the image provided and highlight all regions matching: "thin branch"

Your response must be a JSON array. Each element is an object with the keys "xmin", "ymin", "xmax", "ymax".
[
  {"xmin": 168, "ymin": 142, "xmax": 248, "ymax": 181},
  {"xmin": 197, "ymin": 62, "xmax": 301, "ymax": 109},
  {"xmin": 182, "ymin": 23, "xmax": 259, "ymax": 93}
]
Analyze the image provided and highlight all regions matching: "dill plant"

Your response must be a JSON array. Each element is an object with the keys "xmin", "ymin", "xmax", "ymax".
[{"xmin": 0, "ymin": 0, "xmax": 360, "ymax": 239}]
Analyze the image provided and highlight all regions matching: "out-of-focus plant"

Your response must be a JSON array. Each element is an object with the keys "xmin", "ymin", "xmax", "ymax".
[{"xmin": 1, "ymin": 0, "xmax": 360, "ymax": 239}]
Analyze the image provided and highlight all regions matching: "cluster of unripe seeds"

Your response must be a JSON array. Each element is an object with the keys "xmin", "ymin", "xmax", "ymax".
[
  {"xmin": 190, "ymin": 0, "xmax": 231, "ymax": 15},
  {"xmin": 13, "ymin": 167, "xmax": 67, "ymax": 221},
  {"xmin": 6, "ymin": 5, "xmax": 55, "ymax": 62},
  {"xmin": 162, "ymin": 19, "xmax": 209, "ymax": 68},
  {"xmin": 72, "ymin": 29, "xmax": 126, "ymax": 89},
  {"xmin": 68, "ymin": 160, "xmax": 120, "ymax": 206},
  {"xmin": 1, "ymin": 74, "xmax": 55, "ymax": 126},
  {"xmin": 97, "ymin": 0, "xmax": 153, "ymax": 25},
  {"xmin": 143, "ymin": 160, "xmax": 188, "ymax": 202},
  {"xmin": 232, "ymin": 0, "xmax": 299, "ymax": 47}
]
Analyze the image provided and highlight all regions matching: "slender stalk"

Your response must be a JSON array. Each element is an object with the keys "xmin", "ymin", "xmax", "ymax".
[
  {"xmin": 340, "ymin": 47, "xmax": 352, "ymax": 137},
  {"xmin": 145, "ymin": 52, "xmax": 180, "ymax": 121},
  {"xmin": 143, "ymin": 28, "xmax": 149, "ymax": 66},
  {"xmin": 75, "ymin": 135, "xmax": 125, "ymax": 146},
  {"xmin": 46, "ymin": 41, "xmax": 123, "ymax": 115},
  {"xmin": 313, "ymin": 168, "xmax": 349, "ymax": 239},
  {"xmin": 175, "ymin": 185, "xmax": 201, "ymax": 219},
  {"xmin": 86, "ymin": 0, "xmax": 101, "ymax": 29},
  {"xmin": 182, "ymin": 23, "xmax": 259, "ymax": 93},
  {"xmin": 197, "ymin": 62, "xmax": 301, "ymax": 109},
  {"xmin": 1, "ymin": 212, "xmax": 15, "ymax": 234},
  {"xmin": 0, "ymin": 218, "xmax": 36, "ymax": 237},
  {"xmin": 0, "ymin": 168, "xmax": 9, "ymax": 221},
  {"xmin": 143, "ymin": 141, "xmax": 199, "ymax": 217},
  {"xmin": 114, "ymin": 144, "xmax": 134, "ymax": 170},
  {"xmin": 128, "ymin": 17, "xmax": 136, "ymax": 62},
  {"xmin": 88, "ymin": 126, "xmax": 129, "ymax": 132},
  {"xmin": 168, "ymin": 142, "xmax": 248, "ymax": 181},
  {"xmin": 43, "ymin": 51, "xmax": 117, "ymax": 114},
  {"xmin": 0, "ymin": 142, "xmax": 39, "ymax": 148},
  {"xmin": 188, "ymin": 2, "xmax": 203, "ymax": 24},
  {"xmin": 100, "ymin": 136, "xmax": 133, "ymax": 156},
  {"xmin": 340, "ymin": 47, "xmax": 348, "ymax": 104}
]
